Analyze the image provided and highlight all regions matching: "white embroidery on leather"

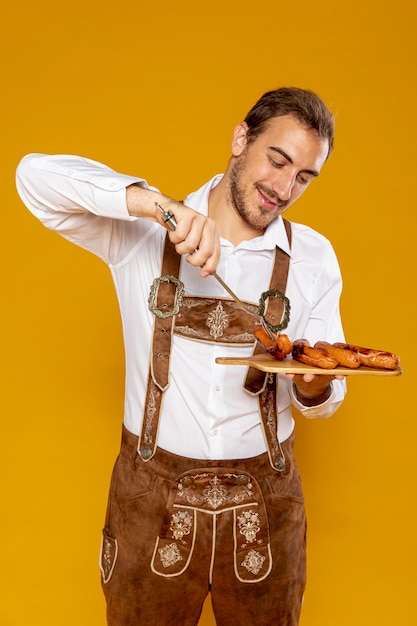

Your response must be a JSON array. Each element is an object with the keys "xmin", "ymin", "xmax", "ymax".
[
  {"xmin": 206, "ymin": 302, "xmax": 230, "ymax": 339},
  {"xmin": 103, "ymin": 539, "xmax": 112, "ymax": 569},
  {"xmin": 203, "ymin": 475, "xmax": 229, "ymax": 508},
  {"xmin": 100, "ymin": 534, "xmax": 118, "ymax": 584},
  {"xmin": 241, "ymin": 549, "xmax": 266, "ymax": 575},
  {"xmin": 170, "ymin": 510, "xmax": 193, "ymax": 541},
  {"xmin": 182, "ymin": 297, "xmax": 217, "ymax": 309},
  {"xmin": 261, "ymin": 385, "xmax": 279, "ymax": 459},
  {"xmin": 174, "ymin": 324, "xmax": 254, "ymax": 343},
  {"xmin": 158, "ymin": 543, "xmax": 183, "ymax": 568},
  {"xmin": 177, "ymin": 474, "xmax": 254, "ymax": 510},
  {"xmin": 143, "ymin": 383, "xmax": 160, "ymax": 445},
  {"xmin": 237, "ymin": 510, "xmax": 261, "ymax": 544}
]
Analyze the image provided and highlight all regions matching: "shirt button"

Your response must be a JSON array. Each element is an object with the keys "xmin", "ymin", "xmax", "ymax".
[
  {"xmin": 213, "ymin": 429, "xmax": 219, "ymax": 436},
  {"xmin": 108, "ymin": 180, "xmax": 116, "ymax": 188},
  {"xmin": 215, "ymin": 385, "xmax": 220, "ymax": 391}
]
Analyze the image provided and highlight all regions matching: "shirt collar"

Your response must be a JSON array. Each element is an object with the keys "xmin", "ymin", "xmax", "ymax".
[{"xmin": 184, "ymin": 175, "xmax": 292, "ymax": 257}]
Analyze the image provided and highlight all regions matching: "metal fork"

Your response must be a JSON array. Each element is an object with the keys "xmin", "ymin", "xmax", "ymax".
[{"xmin": 155, "ymin": 203, "xmax": 281, "ymax": 338}]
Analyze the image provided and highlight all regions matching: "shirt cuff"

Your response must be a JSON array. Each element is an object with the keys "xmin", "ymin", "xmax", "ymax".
[
  {"xmin": 92, "ymin": 175, "xmax": 146, "ymax": 221},
  {"xmin": 290, "ymin": 381, "xmax": 337, "ymax": 419}
]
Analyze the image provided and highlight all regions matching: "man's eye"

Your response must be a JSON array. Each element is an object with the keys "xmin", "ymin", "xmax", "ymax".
[
  {"xmin": 268, "ymin": 157, "xmax": 284, "ymax": 168},
  {"xmin": 297, "ymin": 174, "xmax": 310, "ymax": 185}
]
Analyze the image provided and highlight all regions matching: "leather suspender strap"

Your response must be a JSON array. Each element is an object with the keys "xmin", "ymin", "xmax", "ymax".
[
  {"xmin": 150, "ymin": 237, "xmax": 182, "ymax": 391},
  {"xmin": 245, "ymin": 219, "xmax": 292, "ymax": 473},
  {"xmin": 244, "ymin": 219, "xmax": 292, "ymax": 395},
  {"xmin": 259, "ymin": 372, "xmax": 287, "ymax": 472},
  {"xmin": 138, "ymin": 236, "xmax": 181, "ymax": 461}
]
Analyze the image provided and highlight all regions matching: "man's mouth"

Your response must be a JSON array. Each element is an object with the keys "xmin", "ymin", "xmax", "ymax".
[
  {"xmin": 257, "ymin": 186, "xmax": 282, "ymax": 210},
  {"xmin": 256, "ymin": 186, "xmax": 288, "ymax": 211}
]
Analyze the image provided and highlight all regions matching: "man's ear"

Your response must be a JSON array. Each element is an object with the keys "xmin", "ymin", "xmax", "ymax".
[{"xmin": 231, "ymin": 122, "xmax": 249, "ymax": 156}]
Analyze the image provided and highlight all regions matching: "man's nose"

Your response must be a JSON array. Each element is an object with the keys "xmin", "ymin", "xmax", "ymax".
[{"xmin": 273, "ymin": 172, "xmax": 296, "ymax": 202}]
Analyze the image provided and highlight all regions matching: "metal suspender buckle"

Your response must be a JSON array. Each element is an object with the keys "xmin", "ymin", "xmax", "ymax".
[{"xmin": 148, "ymin": 274, "xmax": 185, "ymax": 319}]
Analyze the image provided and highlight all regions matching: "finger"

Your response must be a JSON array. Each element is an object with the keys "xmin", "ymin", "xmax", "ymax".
[
  {"xmin": 183, "ymin": 220, "xmax": 220, "ymax": 274},
  {"xmin": 302, "ymin": 374, "xmax": 315, "ymax": 383},
  {"xmin": 170, "ymin": 216, "xmax": 204, "ymax": 253},
  {"xmin": 169, "ymin": 210, "xmax": 205, "ymax": 249},
  {"xmin": 199, "ymin": 225, "xmax": 221, "ymax": 277}
]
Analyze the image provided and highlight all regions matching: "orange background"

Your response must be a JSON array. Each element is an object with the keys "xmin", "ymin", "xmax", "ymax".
[{"xmin": 1, "ymin": 0, "xmax": 415, "ymax": 624}]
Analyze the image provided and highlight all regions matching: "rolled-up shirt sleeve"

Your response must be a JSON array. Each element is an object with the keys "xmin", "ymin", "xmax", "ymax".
[
  {"xmin": 290, "ymin": 379, "xmax": 345, "ymax": 419},
  {"xmin": 284, "ymin": 228, "xmax": 347, "ymax": 419},
  {"xmin": 15, "ymin": 153, "xmax": 144, "ymax": 218},
  {"xmin": 16, "ymin": 153, "xmax": 158, "ymax": 264}
]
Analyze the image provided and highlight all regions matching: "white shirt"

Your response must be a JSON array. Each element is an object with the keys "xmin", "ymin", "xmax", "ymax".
[{"xmin": 16, "ymin": 153, "xmax": 346, "ymax": 459}]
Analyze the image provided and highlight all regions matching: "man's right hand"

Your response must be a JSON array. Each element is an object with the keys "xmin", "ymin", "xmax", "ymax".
[{"xmin": 126, "ymin": 184, "xmax": 220, "ymax": 277}]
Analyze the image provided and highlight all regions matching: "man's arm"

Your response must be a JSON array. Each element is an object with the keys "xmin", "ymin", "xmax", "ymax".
[
  {"xmin": 288, "ymin": 371, "xmax": 345, "ymax": 410},
  {"xmin": 16, "ymin": 153, "xmax": 220, "ymax": 273},
  {"xmin": 285, "ymin": 235, "xmax": 347, "ymax": 413}
]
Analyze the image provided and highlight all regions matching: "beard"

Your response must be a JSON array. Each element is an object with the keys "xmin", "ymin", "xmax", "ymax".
[{"xmin": 228, "ymin": 156, "xmax": 287, "ymax": 231}]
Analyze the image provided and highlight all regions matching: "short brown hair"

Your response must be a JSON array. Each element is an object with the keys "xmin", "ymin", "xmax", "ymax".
[{"xmin": 244, "ymin": 87, "xmax": 335, "ymax": 158}]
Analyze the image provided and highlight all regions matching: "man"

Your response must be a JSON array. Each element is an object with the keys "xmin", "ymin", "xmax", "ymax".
[{"xmin": 16, "ymin": 87, "xmax": 346, "ymax": 625}]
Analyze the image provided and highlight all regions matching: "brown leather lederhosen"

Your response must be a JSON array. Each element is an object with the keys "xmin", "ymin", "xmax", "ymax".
[
  {"xmin": 100, "ymin": 222, "xmax": 307, "ymax": 623},
  {"xmin": 133, "ymin": 223, "xmax": 294, "ymax": 585},
  {"xmin": 100, "ymin": 219, "xmax": 306, "ymax": 626},
  {"xmin": 139, "ymin": 220, "xmax": 292, "ymax": 474}
]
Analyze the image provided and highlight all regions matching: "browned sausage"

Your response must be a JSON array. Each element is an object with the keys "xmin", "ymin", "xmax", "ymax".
[
  {"xmin": 314, "ymin": 341, "xmax": 361, "ymax": 369},
  {"xmin": 292, "ymin": 339, "xmax": 339, "ymax": 369},
  {"xmin": 276, "ymin": 333, "xmax": 293, "ymax": 358},
  {"xmin": 334, "ymin": 342, "xmax": 400, "ymax": 370},
  {"xmin": 254, "ymin": 325, "xmax": 292, "ymax": 360}
]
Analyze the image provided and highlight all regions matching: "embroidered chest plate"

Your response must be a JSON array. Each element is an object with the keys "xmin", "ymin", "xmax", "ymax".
[{"xmin": 174, "ymin": 296, "xmax": 257, "ymax": 344}]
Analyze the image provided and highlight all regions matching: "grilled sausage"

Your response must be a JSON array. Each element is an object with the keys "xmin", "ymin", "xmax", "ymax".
[
  {"xmin": 333, "ymin": 343, "xmax": 400, "ymax": 370},
  {"xmin": 314, "ymin": 341, "xmax": 361, "ymax": 369},
  {"xmin": 292, "ymin": 339, "xmax": 339, "ymax": 369},
  {"xmin": 254, "ymin": 325, "xmax": 292, "ymax": 360}
]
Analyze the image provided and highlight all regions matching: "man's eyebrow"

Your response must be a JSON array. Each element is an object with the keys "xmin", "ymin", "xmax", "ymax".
[{"xmin": 269, "ymin": 146, "xmax": 319, "ymax": 177}]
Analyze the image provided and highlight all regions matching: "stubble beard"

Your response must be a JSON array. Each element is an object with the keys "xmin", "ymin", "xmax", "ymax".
[{"xmin": 228, "ymin": 157, "xmax": 283, "ymax": 232}]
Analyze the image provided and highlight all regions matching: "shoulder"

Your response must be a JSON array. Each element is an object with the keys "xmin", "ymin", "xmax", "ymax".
[
  {"xmin": 286, "ymin": 220, "xmax": 341, "ymax": 279},
  {"xmin": 288, "ymin": 220, "xmax": 336, "ymax": 253}
]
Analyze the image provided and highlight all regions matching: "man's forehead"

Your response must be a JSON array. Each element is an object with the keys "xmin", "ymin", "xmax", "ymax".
[
  {"xmin": 258, "ymin": 114, "xmax": 317, "ymax": 138},
  {"xmin": 257, "ymin": 116, "xmax": 329, "ymax": 165}
]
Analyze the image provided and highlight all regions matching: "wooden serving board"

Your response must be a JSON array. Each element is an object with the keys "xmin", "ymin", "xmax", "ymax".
[{"xmin": 215, "ymin": 354, "xmax": 402, "ymax": 376}]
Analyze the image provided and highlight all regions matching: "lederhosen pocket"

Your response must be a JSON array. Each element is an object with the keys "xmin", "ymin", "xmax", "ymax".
[{"xmin": 150, "ymin": 468, "xmax": 272, "ymax": 583}]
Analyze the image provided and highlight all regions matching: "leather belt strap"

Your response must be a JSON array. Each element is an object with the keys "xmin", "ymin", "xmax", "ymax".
[{"xmin": 139, "ymin": 236, "xmax": 182, "ymax": 461}]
